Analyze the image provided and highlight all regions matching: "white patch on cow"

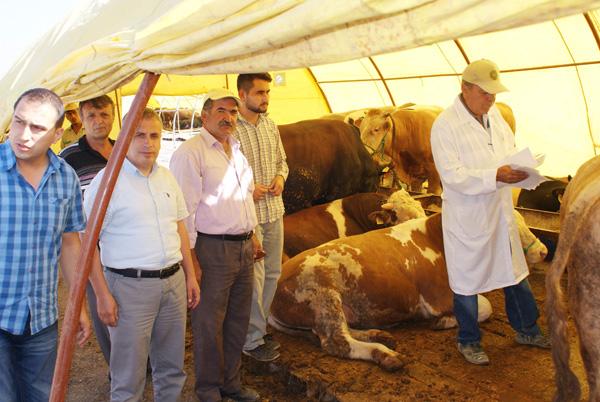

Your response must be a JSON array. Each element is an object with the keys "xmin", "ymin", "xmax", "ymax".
[
  {"xmin": 294, "ymin": 245, "xmax": 363, "ymax": 303},
  {"xmin": 415, "ymin": 294, "xmax": 441, "ymax": 319},
  {"xmin": 325, "ymin": 199, "xmax": 347, "ymax": 237},
  {"xmin": 385, "ymin": 189, "xmax": 426, "ymax": 221},
  {"xmin": 420, "ymin": 247, "xmax": 441, "ymax": 265},
  {"xmin": 386, "ymin": 217, "xmax": 428, "ymax": 245},
  {"xmin": 341, "ymin": 326, "xmax": 398, "ymax": 361},
  {"xmin": 477, "ymin": 295, "xmax": 493, "ymax": 322},
  {"xmin": 385, "ymin": 216, "xmax": 442, "ymax": 266}
]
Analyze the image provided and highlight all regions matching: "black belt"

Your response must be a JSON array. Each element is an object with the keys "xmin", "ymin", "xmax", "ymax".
[
  {"xmin": 197, "ymin": 231, "xmax": 253, "ymax": 241},
  {"xmin": 106, "ymin": 262, "xmax": 181, "ymax": 279}
]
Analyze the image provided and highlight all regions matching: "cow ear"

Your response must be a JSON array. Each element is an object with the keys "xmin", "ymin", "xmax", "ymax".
[{"xmin": 368, "ymin": 211, "xmax": 391, "ymax": 225}]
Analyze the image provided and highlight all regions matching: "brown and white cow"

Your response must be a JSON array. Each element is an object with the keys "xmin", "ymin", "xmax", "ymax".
[
  {"xmin": 359, "ymin": 103, "xmax": 516, "ymax": 195},
  {"xmin": 359, "ymin": 105, "xmax": 443, "ymax": 194},
  {"xmin": 280, "ymin": 119, "xmax": 380, "ymax": 214},
  {"xmin": 271, "ymin": 210, "xmax": 547, "ymax": 371},
  {"xmin": 546, "ymin": 155, "xmax": 600, "ymax": 402},
  {"xmin": 283, "ymin": 189, "xmax": 426, "ymax": 260}
]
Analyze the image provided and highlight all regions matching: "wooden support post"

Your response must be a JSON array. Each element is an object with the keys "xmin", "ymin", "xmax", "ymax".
[{"xmin": 50, "ymin": 72, "xmax": 160, "ymax": 402}]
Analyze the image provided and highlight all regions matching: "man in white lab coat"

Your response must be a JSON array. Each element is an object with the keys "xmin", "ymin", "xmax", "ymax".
[{"xmin": 430, "ymin": 59, "xmax": 550, "ymax": 366}]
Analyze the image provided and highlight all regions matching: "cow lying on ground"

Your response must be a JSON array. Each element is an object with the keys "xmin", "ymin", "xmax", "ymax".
[
  {"xmin": 280, "ymin": 119, "xmax": 380, "ymax": 214},
  {"xmin": 270, "ymin": 211, "xmax": 547, "ymax": 371},
  {"xmin": 546, "ymin": 156, "xmax": 600, "ymax": 402},
  {"xmin": 283, "ymin": 189, "xmax": 426, "ymax": 260}
]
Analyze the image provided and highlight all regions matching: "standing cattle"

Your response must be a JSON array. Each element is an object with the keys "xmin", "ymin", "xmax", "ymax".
[
  {"xmin": 283, "ymin": 189, "xmax": 426, "ymax": 260},
  {"xmin": 280, "ymin": 119, "xmax": 379, "ymax": 214},
  {"xmin": 546, "ymin": 156, "xmax": 600, "ymax": 402},
  {"xmin": 359, "ymin": 103, "xmax": 516, "ymax": 194},
  {"xmin": 271, "ymin": 210, "xmax": 547, "ymax": 370},
  {"xmin": 359, "ymin": 106, "xmax": 443, "ymax": 194}
]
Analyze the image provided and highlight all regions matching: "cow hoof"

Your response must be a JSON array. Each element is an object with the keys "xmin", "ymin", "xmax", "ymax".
[
  {"xmin": 372, "ymin": 349, "xmax": 406, "ymax": 372},
  {"xmin": 381, "ymin": 356, "xmax": 407, "ymax": 372},
  {"xmin": 370, "ymin": 331, "xmax": 398, "ymax": 349}
]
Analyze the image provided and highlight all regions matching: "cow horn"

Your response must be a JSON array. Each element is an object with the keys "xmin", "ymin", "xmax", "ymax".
[{"xmin": 381, "ymin": 202, "xmax": 393, "ymax": 210}]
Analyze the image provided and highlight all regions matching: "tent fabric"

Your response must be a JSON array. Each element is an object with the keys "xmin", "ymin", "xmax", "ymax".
[{"xmin": 1, "ymin": 0, "xmax": 599, "ymax": 133}]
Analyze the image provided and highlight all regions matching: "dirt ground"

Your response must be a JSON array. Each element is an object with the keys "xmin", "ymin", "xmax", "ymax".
[{"xmin": 60, "ymin": 261, "xmax": 588, "ymax": 401}]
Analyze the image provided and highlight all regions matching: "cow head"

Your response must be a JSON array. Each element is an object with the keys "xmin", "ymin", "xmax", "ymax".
[
  {"xmin": 513, "ymin": 210, "xmax": 548, "ymax": 264},
  {"xmin": 368, "ymin": 189, "xmax": 426, "ymax": 226},
  {"xmin": 360, "ymin": 109, "xmax": 393, "ymax": 165},
  {"xmin": 344, "ymin": 110, "xmax": 367, "ymax": 129}
]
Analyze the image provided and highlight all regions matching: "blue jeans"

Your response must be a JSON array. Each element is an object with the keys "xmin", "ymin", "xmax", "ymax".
[
  {"xmin": 0, "ymin": 320, "xmax": 58, "ymax": 402},
  {"xmin": 454, "ymin": 279, "xmax": 541, "ymax": 345}
]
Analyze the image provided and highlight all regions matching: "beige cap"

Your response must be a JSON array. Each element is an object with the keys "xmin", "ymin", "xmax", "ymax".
[
  {"xmin": 462, "ymin": 59, "xmax": 508, "ymax": 94},
  {"xmin": 202, "ymin": 88, "xmax": 240, "ymax": 108},
  {"xmin": 64, "ymin": 103, "xmax": 79, "ymax": 112}
]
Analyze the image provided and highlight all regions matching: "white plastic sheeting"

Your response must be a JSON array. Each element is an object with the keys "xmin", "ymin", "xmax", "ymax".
[{"xmin": 2, "ymin": 0, "xmax": 600, "ymax": 176}]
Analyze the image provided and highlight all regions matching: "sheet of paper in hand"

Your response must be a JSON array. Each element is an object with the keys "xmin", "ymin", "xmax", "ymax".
[{"xmin": 499, "ymin": 148, "xmax": 548, "ymax": 190}]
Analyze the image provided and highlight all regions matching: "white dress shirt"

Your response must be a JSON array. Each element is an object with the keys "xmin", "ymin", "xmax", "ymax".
[
  {"xmin": 84, "ymin": 158, "xmax": 189, "ymax": 270},
  {"xmin": 169, "ymin": 128, "xmax": 258, "ymax": 246}
]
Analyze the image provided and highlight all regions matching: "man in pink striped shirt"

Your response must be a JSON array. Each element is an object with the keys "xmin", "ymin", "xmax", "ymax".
[{"xmin": 170, "ymin": 88, "xmax": 263, "ymax": 402}]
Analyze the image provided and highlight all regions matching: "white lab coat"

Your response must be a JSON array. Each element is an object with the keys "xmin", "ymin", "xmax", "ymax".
[{"xmin": 430, "ymin": 96, "xmax": 529, "ymax": 295}]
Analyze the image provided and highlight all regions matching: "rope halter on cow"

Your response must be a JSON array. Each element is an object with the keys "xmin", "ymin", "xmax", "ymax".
[{"xmin": 523, "ymin": 240, "xmax": 536, "ymax": 256}]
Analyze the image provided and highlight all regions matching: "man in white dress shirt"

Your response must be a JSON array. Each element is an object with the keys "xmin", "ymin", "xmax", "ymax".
[
  {"xmin": 85, "ymin": 108, "xmax": 200, "ymax": 401},
  {"xmin": 431, "ymin": 59, "xmax": 550, "ymax": 366},
  {"xmin": 170, "ymin": 88, "xmax": 262, "ymax": 402}
]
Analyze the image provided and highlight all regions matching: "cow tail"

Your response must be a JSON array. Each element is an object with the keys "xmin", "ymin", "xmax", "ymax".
[{"xmin": 545, "ymin": 211, "xmax": 581, "ymax": 402}]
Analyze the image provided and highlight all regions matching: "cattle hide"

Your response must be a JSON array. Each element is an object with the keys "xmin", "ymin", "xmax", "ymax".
[
  {"xmin": 283, "ymin": 189, "xmax": 426, "ymax": 259},
  {"xmin": 271, "ymin": 210, "xmax": 546, "ymax": 371},
  {"xmin": 546, "ymin": 155, "xmax": 600, "ymax": 402},
  {"xmin": 280, "ymin": 119, "xmax": 380, "ymax": 214}
]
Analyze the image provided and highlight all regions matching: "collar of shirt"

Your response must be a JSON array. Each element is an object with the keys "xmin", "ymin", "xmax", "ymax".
[
  {"xmin": 199, "ymin": 127, "xmax": 241, "ymax": 151},
  {"xmin": 79, "ymin": 135, "xmax": 115, "ymax": 154},
  {"xmin": 122, "ymin": 157, "xmax": 159, "ymax": 177},
  {"xmin": 456, "ymin": 95, "xmax": 490, "ymax": 128},
  {"xmin": 0, "ymin": 141, "xmax": 62, "ymax": 173},
  {"xmin": 237, "ymin": 112, "xmax": 269, "ymax": 126}
]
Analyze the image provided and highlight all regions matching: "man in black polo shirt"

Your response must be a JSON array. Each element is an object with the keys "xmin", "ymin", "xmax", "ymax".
[
  {"xmin": 60, "ymin": 95, "xmax": 115, "ymax": 193},
  {"xmin": 59, "ymin": 94, "xmax": 115, "ymax": 365}
]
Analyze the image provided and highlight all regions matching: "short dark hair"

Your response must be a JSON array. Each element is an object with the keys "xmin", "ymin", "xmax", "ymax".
[
  {"xmin": 123, "ymin": 107, "xmax": 162, "ymax": 128},
  {"xmin": 237, "ymin": 73, "xmax": 272, "ymax": 93},
  {"xmin": 13, "ymin": 88, "xmax": 65, "ymax": 129},
  {"xmin": 202, "ymin": 98, "xmax": 214, "ymax": 114},
  {"xmin": 79, "ymin": 95, "xmax": 115, "ymax": 116}
]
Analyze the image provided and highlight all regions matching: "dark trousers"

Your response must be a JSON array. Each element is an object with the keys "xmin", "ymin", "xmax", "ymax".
[{"xmin": 192, "ymin": 236, "xmax": 254, "ymax": 402}]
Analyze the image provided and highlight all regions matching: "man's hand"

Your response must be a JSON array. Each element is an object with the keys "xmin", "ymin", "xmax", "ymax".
[
  {"xmin": 269, "ymin": 175, "xmax": 285, "ymax": 196},
  {"xmin": 496, "ymin": 165, "xmax": 529, "ymax": 184},
  {"xmin": 252, "ymin": 234, "xmax": 265, "ymax": 261},
  {"xmin": 77, "ymin": 309, "xmax": 92, "ymax": 347},
  {"xmin": 253, "ymin": 184, "xmax": 270, "ymax": 201},
  {"xmin": 97, "ymin": 292, "xmax": 119, "ymax": 327},
  {"xmin": 186, "ymin": 278, "xmax": 201, "ymax": 309}
]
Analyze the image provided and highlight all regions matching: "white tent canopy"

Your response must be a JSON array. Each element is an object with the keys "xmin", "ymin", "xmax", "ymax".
[{"xmin": 2, "ymin": 0, "xmax": 600, "ymax": 176}]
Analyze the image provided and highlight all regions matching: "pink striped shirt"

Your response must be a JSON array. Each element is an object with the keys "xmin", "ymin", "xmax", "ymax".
[{"xmin": 170, "ymin": 128, "xmax": 258, "ymax": 246}]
